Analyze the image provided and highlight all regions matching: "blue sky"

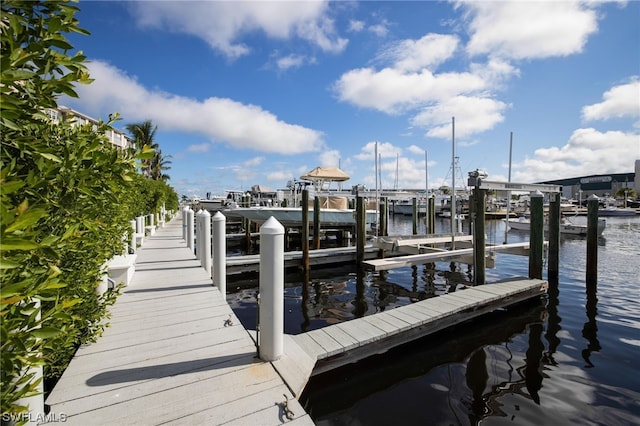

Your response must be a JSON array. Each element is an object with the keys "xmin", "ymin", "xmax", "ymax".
[{"xmin": 63, "ymin": 0, "xmax": 640, "ymax": 198}]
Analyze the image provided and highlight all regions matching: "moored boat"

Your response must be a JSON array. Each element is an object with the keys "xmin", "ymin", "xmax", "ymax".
[{"xmin": 504, "ymin": 216, "xmax": 606, "ymax": 236}]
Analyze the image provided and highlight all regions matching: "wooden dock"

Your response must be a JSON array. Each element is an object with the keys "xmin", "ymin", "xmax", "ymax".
[
  {"xmin": 44, "ymin": 217, "xmax": 314, "ymax": 425},
  {"xmin": 44, "ymin": 216, "xmax": 548, "ymax": 425},
  {"xmin": 272, "ymin": 277, "xmax": 548, "ymax": 397},
  {"xmin": 226, "ymin": 246, "xmax": 380, "ymax": 275}
]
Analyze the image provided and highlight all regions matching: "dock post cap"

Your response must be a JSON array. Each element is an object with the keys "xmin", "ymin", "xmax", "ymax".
[
  {"xmin": 587, "ymin": 194, "xmax": 600, "ymax": 200},
  {"xmin": 200, "ymin": 209, "xmax": 210, "ymax": 217},
  {"xmin": 261, "ymin": 216, "xmax": 284, "ymax": 235},
  {"xmin": 213, "ymin": 211, "xmax": 225, "ymax": 220},
  {"xmin": 530, "ymin": 190, "xmax": 544, "ymax": 198}
]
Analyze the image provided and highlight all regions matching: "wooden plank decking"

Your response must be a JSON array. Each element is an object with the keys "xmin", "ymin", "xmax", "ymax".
[{"xmin": 44, "ymin": 217, "xmax": 314, "ymax": 426}]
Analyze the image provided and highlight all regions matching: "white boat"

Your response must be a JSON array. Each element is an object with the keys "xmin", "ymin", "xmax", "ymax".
[
  {"xmin": 504, "ymin": 216, "xmax": 606, "ymax": 236},
  {"xmin": 223, "ymin": 206, "xmax": 377, "ymax": 228},
  {"xmin": 597, "ymin": 206, "xmax": 638, "ymax": 216}
]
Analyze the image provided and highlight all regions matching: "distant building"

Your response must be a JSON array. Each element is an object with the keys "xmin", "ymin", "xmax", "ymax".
[
  {"xmin": 46, "ymin": 106, "xmax": 133, "ymax": 150},
  {"xmin": 540, "ymin": 164, "xmax": 637, "ymax": 201}
]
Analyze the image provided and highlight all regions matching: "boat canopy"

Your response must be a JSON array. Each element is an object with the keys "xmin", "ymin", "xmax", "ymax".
[{"xmin": 300, "ymin": 166, "xmax": 350, "ymax": 182}]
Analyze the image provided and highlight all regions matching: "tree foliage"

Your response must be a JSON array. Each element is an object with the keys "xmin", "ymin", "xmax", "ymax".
[{"xmin": 1, "ymin": 0, "xmax": 177, "ymax": 416}]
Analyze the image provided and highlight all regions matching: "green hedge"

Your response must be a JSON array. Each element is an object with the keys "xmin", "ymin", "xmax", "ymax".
[{"xmin": 1, "ymin": 0, "xmax": 178, "ymax": 415}]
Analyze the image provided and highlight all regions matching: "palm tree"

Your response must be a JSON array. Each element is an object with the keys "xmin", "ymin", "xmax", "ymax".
[
  {"xmin": 150, "ymin": 152, "xmax": 172, "ymax": 182},
  {"xmin": 125, "ymin": 120, "xmax": 159, "ymax": 178}
]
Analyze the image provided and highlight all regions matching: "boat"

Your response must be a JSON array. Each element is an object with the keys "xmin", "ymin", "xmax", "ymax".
[
  {"xmin": 504, "ymin": 216, "xmax": 606, "ymax": 236},
  {"xmin": 597, "ymin": 206, "xmax": 638, "ymax": 216},
  {"xmin": 222, "ymin": 205, "xmax": 377, "ymax": 228}
]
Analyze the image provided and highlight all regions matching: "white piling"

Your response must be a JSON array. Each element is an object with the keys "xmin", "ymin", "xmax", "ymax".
[
  {"xmin": 129, "ymin": 220, "xmax": 137, "ymax": 254},
  {"xmin": 136, "ymin": 216, "xmax": 144, "ymax": 236},
  {"xmin": 182, "ymin": 206, "xmax": 189, "ymax": 240},
  {"xmin": 258, "ymin": 216, "xmax": 284, "ymax": 361},
  {"xmin": 195, "ymin": 210, "xmax": 202, "ymax": 261},
  {"xmin": 212, "ymin": 212, "xmax": 227, "ymax": 295},
  {"xmin": 201, "ymin": 210, "xmax": 212, "ymax": 275},
  {"xmin": 187, "ymin": 208, "xmax": 195, "ymax": 253}
]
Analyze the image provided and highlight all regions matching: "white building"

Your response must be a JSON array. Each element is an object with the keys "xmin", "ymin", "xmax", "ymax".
[{"xmin": 46, "ymin": 106, "xmax": 133, "ymax": 150}]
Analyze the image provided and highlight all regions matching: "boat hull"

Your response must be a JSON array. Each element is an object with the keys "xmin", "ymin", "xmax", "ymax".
[
  {"xmin": 504, "ymin": 218, "xmax": 606, "ymax": 236},
  {"xmin": 222, "ymin": 207, "xmax": 377, "ymax": 228}
]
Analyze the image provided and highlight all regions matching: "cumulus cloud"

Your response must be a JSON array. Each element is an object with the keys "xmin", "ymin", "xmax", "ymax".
[
  {"xmin": 582, "ymin": 78, "xmax": 640, "ymax": 121},
  {"xmin": 412, "ymin": 96, "xmax": 508, "ymax": 139},
  {"xmin": 319, "ymin": 149, "xmax": 342, "ymax": 167},
  {"xmin": 129, "ymin": 1, "xmax": 347, "ymax": 59},
  {"xmin": 187, "ymin": 143, "xmax": 210, "ymax": 153},
  {"xmin": 462, "ymin": 0, "xmax": 599, "ymax": 60},
  {"xmin": 377, "ymin": 34, "xmax": 459, "ymax": 72},
  {"xmin": 513, "ymin": 128, "xmax": 640, "ymax": 182},
  {"xmin": 72, "ymin": 61, "xmax": 325, "ymax": 155}
]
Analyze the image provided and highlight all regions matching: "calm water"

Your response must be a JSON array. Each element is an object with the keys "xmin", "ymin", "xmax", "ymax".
[{"xmin": 227, "ymin": 215, "xmax": 640, "ymax": 425}]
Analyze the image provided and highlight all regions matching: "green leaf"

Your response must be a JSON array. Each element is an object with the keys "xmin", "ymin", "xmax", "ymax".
[
  {"xmin": 4, "ymin": 208, "xmax": 48, "ymax": 233},
  {"xmin": 0, "ymin": 238, "xmax": 41, "ymax": 251},
  {"xmin": 31, "ymin": 327, "xmax": 62, "ymax": 339},
  {"xmin": 39, "ymin": 152, "xmax": 62, "ymax": 163}
]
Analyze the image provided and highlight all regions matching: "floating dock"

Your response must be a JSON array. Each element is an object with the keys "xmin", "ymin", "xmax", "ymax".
[{"xmin": 44, "ymin": 217, "xmax": 547, "ymax": 425}]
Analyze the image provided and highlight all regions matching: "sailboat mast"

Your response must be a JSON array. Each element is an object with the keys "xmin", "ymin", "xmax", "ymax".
[
  {"xmin": 451, "ymin": 117, "xmax": 456, "ymax": 246},
  {"xmin": 504, "ymin": 132, "xmax": 513, "ymax": 244}
]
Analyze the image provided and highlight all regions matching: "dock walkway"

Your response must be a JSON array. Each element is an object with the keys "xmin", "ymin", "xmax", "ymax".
[{"xmin": 45, "ymin": 217, "xmax": 314, "ymax": 425}]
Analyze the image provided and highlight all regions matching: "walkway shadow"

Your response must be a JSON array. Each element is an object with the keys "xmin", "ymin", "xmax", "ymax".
[
  {"xmin": 86, "ymin": 351, "xmax": 257, "ymax": 387},
  {"xmin": 124, "ymin": 283, "xmax": 213, "ymax": 293}
]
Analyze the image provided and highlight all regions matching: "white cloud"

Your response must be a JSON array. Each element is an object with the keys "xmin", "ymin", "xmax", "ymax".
[
  {"xmin": 412, "ymin": 96, "xmax": 508, "ymax": 139},
  {"xmin": 72, "ymin": 61, "xmax": 325, "ymax": 155},
  {"xmin": 378, "ymin": 34, "xmax": 459, "ymax": 72},
  {"xmin": 187, "ymin": 143, "xmax": 210, "ymax": 153},
  {"xmin": 275, "ymin": 54, "xmax": 313, "ymax": 71},
  {"xmin": 319, "ymin": 149, "xmax": 342, "ymax": 167},
  {"xmin": 368, "ymin": 22, "xmax": 390, "ymax": 37},
  {"xmin": 582, "ymin": 78, "xmax": 640, "ymax": 121},
  {"xmin": 129, "ymin": 1, "xmax": 347, "ymax": 59},
  {"xmin": 354, "ymin": 141, "xmax": 402, "ymax": 161},
  {"xmin": 513, "ymin": 128, "xmax": 640, "ymax": 182},
  {"xmin": 461, "ymin": 1, "xmax": 599, "ymax": 60},
  {"xmin": 348, "ymin": 19, "xmax": 365, "ymax": 32}
]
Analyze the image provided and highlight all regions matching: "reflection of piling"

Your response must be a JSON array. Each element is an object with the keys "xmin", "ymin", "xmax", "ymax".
[
  {"xmin": 473, "ymin": 188, "xmax": 486, "ymax": 285},
  {"xmin": 258, "ymin": 217, "xmax": 284, "ymax": 361},
  {"xmin": 529, "ymin": 191, "xmax": 544, "ymax": 279},
  {"xmin": 302, "ymin": 190, "xmax": 310, "ymax": 271},
  {"xmin": 548, "ymin": 192, "xmax": 561, "ymax": 282},
  {"xmin": 356, "ymin": 196, "xmax": 365, "ymax": 264},
  {"xmin": 586, "ymin": 194, "xmax": 599, "ymax": 284}
]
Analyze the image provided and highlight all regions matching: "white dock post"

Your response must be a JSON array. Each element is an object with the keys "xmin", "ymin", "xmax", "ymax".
[
  {"xmin": 129, "ymin": 219, "xmax": 137, "ymax": 254},
  {"xmin": 202, "ymin": 210, "xmax": 212, "ymax": 275},
  {"xmin": 212, "ymin": 211, "xmax": 226, "ymax": 295},
  {"xmin": 182, "ymin": 206, "xmax": 189, "ymax": 240},
  {"xmin": 195, "ymin": 210, "xmax": 202, "ymax": 261},
  {"xmin": 187, "ymin": 208, "xmax": 195, "ymax": 253},
  {"xmin": 258, "ymin": 216, "xmax": 284, "ymax": 361},
  {"xmin": 136, "ymin": 216, "xmax": 144, "ymax": 236}
]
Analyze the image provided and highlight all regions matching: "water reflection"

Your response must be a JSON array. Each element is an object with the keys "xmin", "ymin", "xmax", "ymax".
[
  {"xmin": 543, "ymin": 277, "xmax": 562, "ymax": 366},
  {"xmin": 582, "ymin": 281, "xmax": 601, "ymax": 368}
]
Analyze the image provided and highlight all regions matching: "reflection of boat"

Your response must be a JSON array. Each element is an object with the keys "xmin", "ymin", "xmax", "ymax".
[
  {"xmin": 223, "ymin": 205, "xmax": 377, "ymax": 228},
  {"xmin": 504, "ymin": 216, "xmax": 606, "ymax": 236}
]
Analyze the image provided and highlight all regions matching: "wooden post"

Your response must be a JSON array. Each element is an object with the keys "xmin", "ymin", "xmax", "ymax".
[
  {"xmin": 428, "ymin": 196, "xmax": 435, "ymax": 234},
  {"xmin": 473, "ymin": 189, "xmax": 486, "ymax": 285},
  {"xmin": 379, "ymin": 197, "xmax": 388, "ymax": 236},
  {"xmin": 548, "ymin": 192, "xmax": 561, "ymax": 282},
  {"xmin": 313, "ymin": 196, "xmax": 320, "ymax": 249},
  {"xmin": 586, "ymin": 194, "xmax": 599, "ymax": 284},
  {"xmin": 412, "ymin": 197, "xmax": 418, "ymax": 235},
  {"xmin": 529, "ymin": 190, "xmax": 544, "ymax": 279},
  {"xmin": 258, "ymin": 217, "xmax": 284, "ymax": 361},
  {"xmin": 302, "ymin": 189, "xmax": 310, "ymax": 270},
  {"xmin": 356, "ymin": 196, "xmax": 365, "ymax": 264}
]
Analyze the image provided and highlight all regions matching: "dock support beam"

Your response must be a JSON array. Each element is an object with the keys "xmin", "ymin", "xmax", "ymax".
[
  {"xmin": 302, "ymin": 190, "xmax": 310, "ymax": 270},
  {"xmin": 473, "ymin": 188, "xmax": 486, "ymax": 285},
  {"xmin": 356, "ymin": 197, "xmax": 365, "ymax": 264},
  {"xmin": 259, "ymin": 217, "xmax": 284, "ymax": 361},
  {"xmin": 212, "ymin": 211, "xmax": 226, "ymax": 295},
  {"xmin": 548, "ymin": 192, "xmax": 561, "ymax": 282},
  {"xmin": 529, "ymin": 191, "xmax": 544, "ymax": 279},
  {"xmin": 313, "ymin": 196, "xmax": 320, "ymax": 249},
  {"xmin": 412, "ymin": 198, "xmax": 418, "ymax": 235},
  {"xmin": 586, "ymin": 194, "xmax": 599, "ymax": 284},
  {"xmin": 427, "ymin": 196, "xmax": 435, "ymax": 234}
]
